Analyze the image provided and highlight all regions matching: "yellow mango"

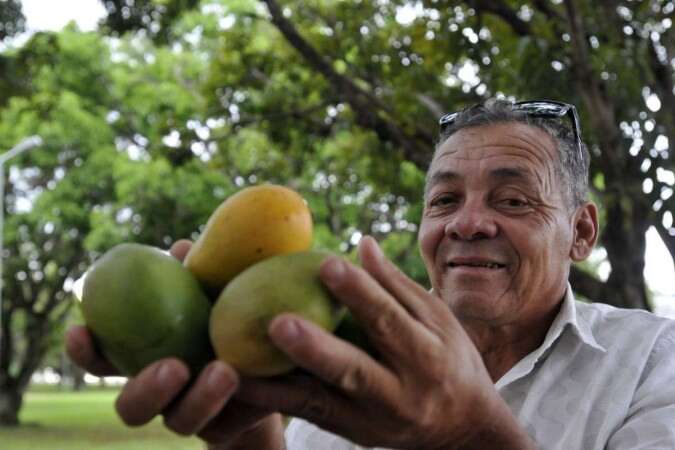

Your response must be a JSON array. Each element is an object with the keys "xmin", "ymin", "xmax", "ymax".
[{"xmin": 184, "ymin": 184, "xmax": 313, "ymax": 292}]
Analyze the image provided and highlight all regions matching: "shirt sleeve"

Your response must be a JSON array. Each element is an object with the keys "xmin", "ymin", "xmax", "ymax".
[{"xmin": 606, "ymin": 323, "xmax": 675, "ymax": 449}]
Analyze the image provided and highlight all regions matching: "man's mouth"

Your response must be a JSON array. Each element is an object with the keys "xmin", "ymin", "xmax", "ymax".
[{"xmin": 447, "ymin": 259, "xmax": 506, "ymax": 270}]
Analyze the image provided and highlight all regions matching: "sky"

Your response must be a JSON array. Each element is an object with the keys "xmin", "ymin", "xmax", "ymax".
[
  {"xmin": 21, "ymin": 0, "xmax": 106, "ymax": 33},
  {"xmin": 8, "ymin": 0, "xmax": 675, "ymax": 317}
]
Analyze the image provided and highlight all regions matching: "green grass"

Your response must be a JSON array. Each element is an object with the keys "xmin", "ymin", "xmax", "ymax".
[{"xmin": 0, "ymin": 386, "xmax": 204, "ymax": 450}]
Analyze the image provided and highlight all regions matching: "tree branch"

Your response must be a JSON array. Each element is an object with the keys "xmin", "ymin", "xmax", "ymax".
[
  {"xmin": 563, "ymin": 0, "xmax": 623, "ymax": 174},
  {"xmin": 471, "ymin": 0, "xmax": 531, "ymax": 36},
  {"xmin": 260, "ymin": 0, "xmax": 434, "ymax": 170},
  {"xmin": 531, "ymin": 0, "xmax": 565, "ymax": 22},
  {"xmin": 648, "ymin": 41, "xmax": 675, "ymax": 152}
]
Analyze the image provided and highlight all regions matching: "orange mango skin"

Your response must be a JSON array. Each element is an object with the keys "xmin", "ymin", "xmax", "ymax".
[{"xmin": 184, "ymin": 184, "xmax": 313, "ymax": 292}]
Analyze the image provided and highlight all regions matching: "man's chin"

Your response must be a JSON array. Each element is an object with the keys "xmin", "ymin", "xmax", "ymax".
[{"xmin": 442, "ymin": 288, "xmax": 510, "ymax": 321}]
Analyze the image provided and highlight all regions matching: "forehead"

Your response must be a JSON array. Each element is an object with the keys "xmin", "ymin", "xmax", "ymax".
[{"xmin": 427, "ymin": 122, "xmax": 559, "ymax": 187}]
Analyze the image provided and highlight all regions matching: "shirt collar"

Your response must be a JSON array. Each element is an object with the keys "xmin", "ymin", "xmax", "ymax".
[
  {"xmin": 495, "ymin": 283, "xmax": 606, "ymax": 389},
  {"xmin": 546, "ymin": 283, "xmax": 606, "ymax": 353}
]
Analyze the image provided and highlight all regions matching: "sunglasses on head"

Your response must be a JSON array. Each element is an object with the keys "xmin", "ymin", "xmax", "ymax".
[{"xmin": 438, "ymin": 100, "xmax": 584, "ymax": 161}]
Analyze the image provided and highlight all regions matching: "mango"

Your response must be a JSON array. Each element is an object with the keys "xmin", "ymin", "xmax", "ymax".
[
  {"xmin": 209, "ymin": 250, "xmax": 344, "ymax": 376},
  {"xmin": 184, "ymin": 184, "xmax": 313, "ymax": 292},
  {"xmin": 80, "ymin": 243, "xmax": 213, "ymax": 376}
]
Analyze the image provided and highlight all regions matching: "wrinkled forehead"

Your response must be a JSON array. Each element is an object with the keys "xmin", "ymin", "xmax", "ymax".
[{"xmin": 425, "ymin": 123, "xmax": 560, "ymax": 195}]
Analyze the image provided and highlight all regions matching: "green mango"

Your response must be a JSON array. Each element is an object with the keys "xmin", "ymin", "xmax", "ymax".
[
  {"xmin": 81, "ymin": 243, "xmax": 213, "ymax": 376},
  {"xmin": 210, "ymin": 250, "xmax": 344, "ymax": 377}
]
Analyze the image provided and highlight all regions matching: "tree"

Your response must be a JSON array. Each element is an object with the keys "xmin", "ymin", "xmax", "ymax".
[
  {"xmin": 0, "ymin": 24, "xmax": 226, "ymax": 424},
  {"xmin": 0, "ymin": 0, "xmax": 24, "ymax": 42},
  {"xmin": 0, "ymin": 0, "xmax": 26, "ymax": 103},
  {"xmin": 0, "ymin": 28, "xmax": 116, "ymax": 424},
  {"xmin": 99, "ymin": 0, "xmax": 201, "ymax": 43}
]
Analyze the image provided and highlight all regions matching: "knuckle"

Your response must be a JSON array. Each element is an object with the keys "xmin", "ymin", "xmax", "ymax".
[
  {"xmin": 370, "ymin": 308, "xmax": 401, "ymax": 341},
  {"xmin": 335, "ymin": 364, "xmax": 370, "ymax": 393},
  {"xmin": 396, "ymin": 399, "xmax": 437, "ymax": 433},
  {"xmin": 296, "ymin": 390, "xmax": 332, "ymax": 422}
]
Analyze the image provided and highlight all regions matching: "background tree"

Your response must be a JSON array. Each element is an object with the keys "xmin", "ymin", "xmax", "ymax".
[
  {"xmin": 0, "ymin": 24, "xmax": 226, "ymax": 424},
  {"xmin": 0, "ymin": 0, "xmax": 26, "ymax": 102},
  {"xmin": 0, "ymin": 0, "xmax": 24, "ymax": 41}
]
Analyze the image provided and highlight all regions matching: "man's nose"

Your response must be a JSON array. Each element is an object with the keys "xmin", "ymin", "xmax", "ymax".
[{"xmin": 443, "ymin": 200, "xmax": 498, "ymax": 241}]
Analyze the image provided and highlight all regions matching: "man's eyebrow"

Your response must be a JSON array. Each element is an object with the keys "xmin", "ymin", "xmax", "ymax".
[
  {"xmin": 425, "ymin": 170, "xmax": 460, "ymax": 195},
  {"xmin": 425, "ymin": 167, "xmax": 538, "ymax": 196},
  {"xmin": 489, "ymin": 167, "xmax": 536, "ymax": 183}
]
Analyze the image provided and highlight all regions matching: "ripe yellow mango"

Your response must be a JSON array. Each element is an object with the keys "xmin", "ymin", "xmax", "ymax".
[
  {"xmin": 80, "ymin": 243, "xmax": 213, "ymax": 376},
  {"xmin": 184, "ymin": 184, "xmax": 313, "ymax": 292},
  {"xmin": 209, "ymin": 250, "xmax": 344, "ymax": 376}
]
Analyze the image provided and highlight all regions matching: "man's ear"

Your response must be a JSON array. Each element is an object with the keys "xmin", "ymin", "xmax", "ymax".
[{"xmin": 570, "ymin": 201, "xmax": 599, "ymax": 262}]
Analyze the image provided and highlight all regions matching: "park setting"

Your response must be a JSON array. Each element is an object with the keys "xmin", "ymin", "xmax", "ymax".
[{"xmin": 0, "ymin": 0, "xmax": 673, "ymax": 448}]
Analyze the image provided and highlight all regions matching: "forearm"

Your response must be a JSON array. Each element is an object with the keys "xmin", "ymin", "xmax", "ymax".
[{"xmin": 206, "ymin": 414, "xmax": 286, "ymax": 450}]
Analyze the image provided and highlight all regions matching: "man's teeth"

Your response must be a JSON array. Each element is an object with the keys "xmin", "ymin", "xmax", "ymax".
[{"xmin": 449, "ymin": 262, "xmax": 503, "ymax": 269}]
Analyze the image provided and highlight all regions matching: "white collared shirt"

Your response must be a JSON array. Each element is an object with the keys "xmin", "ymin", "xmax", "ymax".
[{"xmin": 284, "ymin": 286, "xmax": 675, "ymax": 449}]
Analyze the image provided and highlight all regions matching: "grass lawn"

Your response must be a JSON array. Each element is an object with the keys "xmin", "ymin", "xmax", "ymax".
[{"xmin": 0, "ymin": 385, "xmax": 204, "ymax": 450}]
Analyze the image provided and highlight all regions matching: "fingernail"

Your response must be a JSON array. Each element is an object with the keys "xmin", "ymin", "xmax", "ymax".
[
  {"xmin": 270, "ymin": 316, "xmax": 301, "ymax": 345},
  {"xmin": 322, "ymin": 258, "xmax": 346, "ymax": 287},
  {"xmin": 156, "ymin": 362, "xmax": 174, "ymax": 386},
  {"xmin": 368, "ymin": 236, "xmax": 383, "ymax": 259}
]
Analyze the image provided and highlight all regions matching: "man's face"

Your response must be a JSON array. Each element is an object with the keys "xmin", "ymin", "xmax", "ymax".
[{"xmin": 418, "ymin": 122, "xmax": 576, "ymax": 327}]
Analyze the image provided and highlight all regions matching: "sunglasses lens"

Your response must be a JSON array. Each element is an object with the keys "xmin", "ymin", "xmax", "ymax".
[
  {"xmin": 514, "ymin": 101, "xmax": 567, "ymax": 117},
  {"xmin": 439, "ymin": 112, "xmax": 459, "ymax": 127}
]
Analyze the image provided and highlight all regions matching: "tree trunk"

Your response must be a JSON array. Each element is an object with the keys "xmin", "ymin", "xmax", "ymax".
[
  {"xmin": 0, "ymin": 386, "xmax": 23, "ymax": 426},
  {"xmin": 601, "ymin": 189, "xmax": 651, "ymax": 309}
]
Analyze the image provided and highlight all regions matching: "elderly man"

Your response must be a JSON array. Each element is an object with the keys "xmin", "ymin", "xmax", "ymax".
[{"xmin": 66, "ymin": 99, "xmax": 675, "ymax": 449}]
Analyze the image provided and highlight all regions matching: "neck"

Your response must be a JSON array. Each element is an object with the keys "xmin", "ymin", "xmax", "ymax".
[{"xmin": 460, "ymin": 300, "xmax": 563, "ymax": 382}]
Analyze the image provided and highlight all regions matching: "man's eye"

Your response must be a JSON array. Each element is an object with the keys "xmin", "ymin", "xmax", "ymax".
[
  {"xmin": 430, "ymin": 195, "xmax": 458, "ymax": 207},
  {"xmin": 500, "ymin": 198, "xmax": 528, "ymax": 208}
]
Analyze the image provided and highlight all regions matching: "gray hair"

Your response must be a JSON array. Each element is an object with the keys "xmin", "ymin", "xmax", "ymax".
[{"xmin": 431, "ymin": 99, "xmax": 590, "ymax": 209}]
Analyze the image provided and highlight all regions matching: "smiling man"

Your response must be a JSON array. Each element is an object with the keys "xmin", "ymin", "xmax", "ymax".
[
  {"xmin": 418, "ymin": 112, "xmax": 593, "ymax": 383},
  {"xmin": 67, "ymin": 99, "xmax": 675, "ymax": 449}
]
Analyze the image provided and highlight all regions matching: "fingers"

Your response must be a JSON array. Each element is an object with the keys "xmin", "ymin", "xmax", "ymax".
[
  {"xmin": 268, "ymin": 314, "xmax": 397, "ymax": 398},
  {"xmin": 169, "ymin": 239, "xmax": 192, "ymax": 262},
  {"xmin": 319, "ymin": 255, "xmax": 430, "ymax": 360},
  {"xmin": 115, "ymin": 358, "xmax": 191, "ymax": 426},
  {"xmin": 163, "ymin": 360, "xmax": 239, "ymax": 436},
  {"xmin": 358, "ymin": 236, "xmax": 453, "ymax": 331},
  {"xmin": 237, "ymin": 374, "xmax": 354, "ymax": 432},
  {"xmin": 65, "ymin": 325, "xmax": 119, "ymax": 377}
]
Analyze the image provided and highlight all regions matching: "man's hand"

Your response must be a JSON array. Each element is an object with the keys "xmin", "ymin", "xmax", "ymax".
[
  {"xmin": 236, "ymin": 236, "xmax": 536, "ymax": 450},
  {"xmin": 65, "ymin": 240, "xmax": 284, "ymax": 450}
]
